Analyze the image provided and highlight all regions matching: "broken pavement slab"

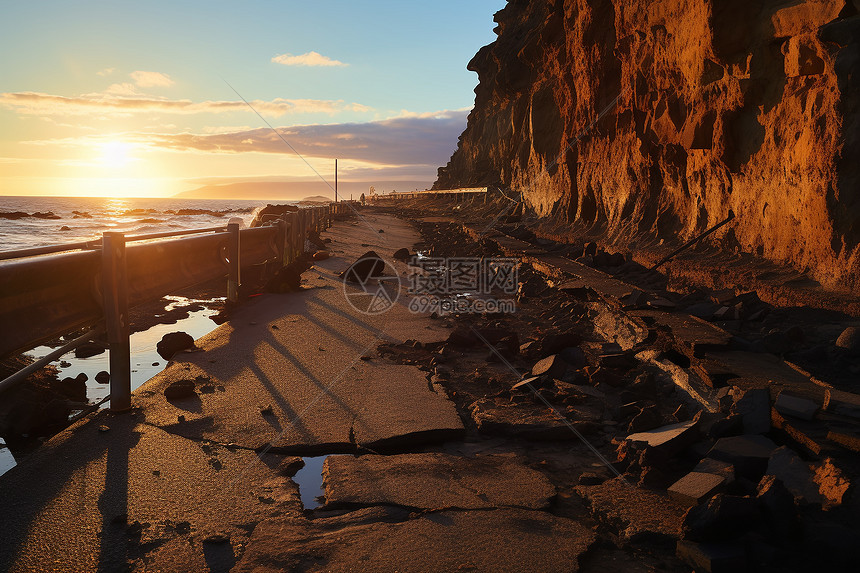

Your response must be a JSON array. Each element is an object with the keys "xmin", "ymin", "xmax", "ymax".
[
  {"xmin": 322, "ymin": 452, "xmax": 555, "ymax": 510},
  {"xmin": 576, "ymin": 477, "xmax": 686, "ymax": 543},
  {"xmin": 470, "ymin": 397, "xmax": 601, "ymax": 440},
  {"xmin": 708, "ymin": 435, "xmax": 778, "ymax": 479},
  {"xmin": 774, "ymin": 392, "xmax": 819, "ymax": 421},
  {"xmin": 624, "ymin": 415, "xmax": 701, "ymax": 458},
  {"xmin": 668, "ymin": 472, "xmax": 726, "ymax": 506},
  {"xmin": 233, "ymin": 507, "xmax": 596, "ymax": 573}
]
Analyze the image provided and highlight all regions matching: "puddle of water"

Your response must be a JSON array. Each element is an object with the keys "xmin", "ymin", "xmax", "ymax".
[
  {"xmin": 0, "ymin": 440, "xmax": 15, "ymax": 476},
  {"xmin": 27, "ymin": 297, "xmax": 222, "ymax": 406},
  {"xmin": 293, "ymin": 455, "xmax": 329, "ymax": 509}
]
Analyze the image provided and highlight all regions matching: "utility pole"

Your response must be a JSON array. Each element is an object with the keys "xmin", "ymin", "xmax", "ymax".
[{"xmin": 335, "ymin": 159, "xmax": 338, "ymax": 203}]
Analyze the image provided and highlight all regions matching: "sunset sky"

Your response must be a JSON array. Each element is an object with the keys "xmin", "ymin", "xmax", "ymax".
[{"xmin": 0, "ymin": 0, "xmax": 505, "ymax": 198}]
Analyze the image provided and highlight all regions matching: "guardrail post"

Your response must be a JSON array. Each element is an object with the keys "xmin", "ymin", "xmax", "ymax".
[
  {"xmin": 102, "ymin": 232, "xmax": 131, "ymax": 412},
  {"xmin": 227, "ymin": 222, "xmax": 240, "ymax": 303},
  {"xmin": 277, "ymin": 218, "xmax": 289, "ymax": 267}
]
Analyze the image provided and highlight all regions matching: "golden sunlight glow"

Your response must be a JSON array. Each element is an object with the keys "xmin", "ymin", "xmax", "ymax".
[{"xmin": 99, "ymin": 141, "xmax": 134, "ymax": 168}]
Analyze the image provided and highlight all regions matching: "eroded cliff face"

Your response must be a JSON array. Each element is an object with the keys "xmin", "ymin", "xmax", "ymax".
[{"xmin": 436, "ymin": 0, "xmax": 860, "ymax": 291}]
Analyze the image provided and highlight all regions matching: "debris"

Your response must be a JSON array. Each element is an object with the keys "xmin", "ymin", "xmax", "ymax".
[
  {"xmin": 730, "ymin": 387, "xmax": 771, "ymax": 434},
  {"xmin": 774, "ymin": 393, "xmax": 818, "ymax": 421},
  {"xmin": 576, "ymin": 477, "xmax": 686, "ymax": 543},
  {"xmin": 531, "ymin": 354, "xmax": 569, "ymax": 379},
  {"xmin": 823, "ymin": 388, "xmax": 860, "ymax": 420},
  {"xmin": 826, "ymin": 430, "xmax": 860, "ymax": 453},
  {"xmin": 681, "ymin": 494, "xmax": 760, "ymax": 541},
  {"xmin": 676, "ymin": 540, "xmax": 746, "ymax": 573},
  {"xmin": 812, "ymin": 458, "xmax": 851, "ymax": 509},
  {"xmin": 668, "ymin": 472, "xmax": 726, "ymax": 506},
  {"xmin": 624, "ymin": 414, "xmax": 701, "ymax": 458},
  {"xmin": 835, "ymin": 326, "xmax": 860, "ymax": 353},
  {"xmin": 765, "ymin": 446, "xmax": 822, "ymax": 505},
  {"xmin": 770, "ymin": 408, "xmax": 822, "ymax": 456},
  {"xmin": 708, "ymin": 435, "xmax": 777, "ymax": 480}
]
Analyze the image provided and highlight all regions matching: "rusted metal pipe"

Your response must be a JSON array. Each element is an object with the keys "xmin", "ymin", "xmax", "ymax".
[
  {"xmin": 0, "ymin": 327, "xmax": 102, "ymax": 395},
  {"xmin": 651, "ymin": 210, "xmax": 736, "ymax": 271}
]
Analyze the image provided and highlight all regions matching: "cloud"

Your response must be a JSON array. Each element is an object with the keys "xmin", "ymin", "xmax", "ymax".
[
  {"xmin": 96, "ymin": 68, "xmax": 115, "ymax": 76},
  {"xmin": 271, "ymin": 51, "xmax": 347, "ymax": 67},
  {"xmin": 130, "ymin": 70, "xmax": 174, "ymax": 87},
  {"xmin": 0, "ymin": 91, "xmax": 371, "ymax": 118},
  {"xmin": 104, "ymin": 82, "xmax": 139, "ymax": 96},
  {"xmin": 133, "ymin": 109, "xmax": 470, "ymax": 167}
]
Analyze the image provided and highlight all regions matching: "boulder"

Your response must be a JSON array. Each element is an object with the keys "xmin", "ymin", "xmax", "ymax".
[
  {"xmin": 156, "ymin": 332, "xmax": 196, "ymax": 361},
  {"xmin": 340, "ymin": 251, "xmax": 388, "ymax": 283}
]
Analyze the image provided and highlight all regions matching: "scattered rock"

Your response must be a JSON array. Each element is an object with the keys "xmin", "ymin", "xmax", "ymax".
[
  {"xmin": 95, "ymin": 370, "xmax": 110, "ymax": 384},
  {"xmin": 156, "ymin": 332, "xmax": 196, "ymax": 361}
]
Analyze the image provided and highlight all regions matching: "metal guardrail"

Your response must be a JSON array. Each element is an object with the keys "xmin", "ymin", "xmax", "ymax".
[
  {"xmin": 0, "ymin": 203, "xmax": 348, "ymax": 410},
  {"xmin": 369, "ymin": 187, "xmax": 488, "ymax": 201}
]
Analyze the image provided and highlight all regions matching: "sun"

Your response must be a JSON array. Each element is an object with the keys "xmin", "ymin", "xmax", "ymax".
[{"xmin": 99, "ymin": 141, "xmax": 134, "ymax": 168}]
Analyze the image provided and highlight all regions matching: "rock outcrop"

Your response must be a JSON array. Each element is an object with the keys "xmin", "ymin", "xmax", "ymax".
[{"xmin": 436, "ymin": 0, "xmax": 860, "ymax": 291}]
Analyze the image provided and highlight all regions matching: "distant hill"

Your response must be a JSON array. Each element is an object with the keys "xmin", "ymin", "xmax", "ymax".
[
  {"xmin": 174, "ymin": 180, "xmax": 431, "ymax": 201},
  {"xmin": 299, "ymin": 195, "xmax": 332, "ymax": 204}
]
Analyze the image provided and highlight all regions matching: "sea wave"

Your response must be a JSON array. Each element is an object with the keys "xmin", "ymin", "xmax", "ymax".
[{"xmin": 0, "ymin": 196, "xmax": 271, "ymax": 252}]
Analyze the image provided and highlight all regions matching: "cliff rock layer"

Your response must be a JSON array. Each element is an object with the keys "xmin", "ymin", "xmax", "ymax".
[{"xmin": 436, "ymin": 0, "xmax": 860, "ymax": 291}]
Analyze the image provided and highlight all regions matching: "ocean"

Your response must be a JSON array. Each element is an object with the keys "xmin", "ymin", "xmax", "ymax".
[
  {"xmin": 0, "ymin": 195, "xmax": 284, "ymax": 476},
  {"xmin": 0, "ymin": 195, "xmax": 269, "ymax": 252}
]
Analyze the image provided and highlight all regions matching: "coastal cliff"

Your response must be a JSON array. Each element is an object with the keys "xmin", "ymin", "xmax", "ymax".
[{"xmin": 436, "ymin": 0, "xmax": 860, "ymax": 291}]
